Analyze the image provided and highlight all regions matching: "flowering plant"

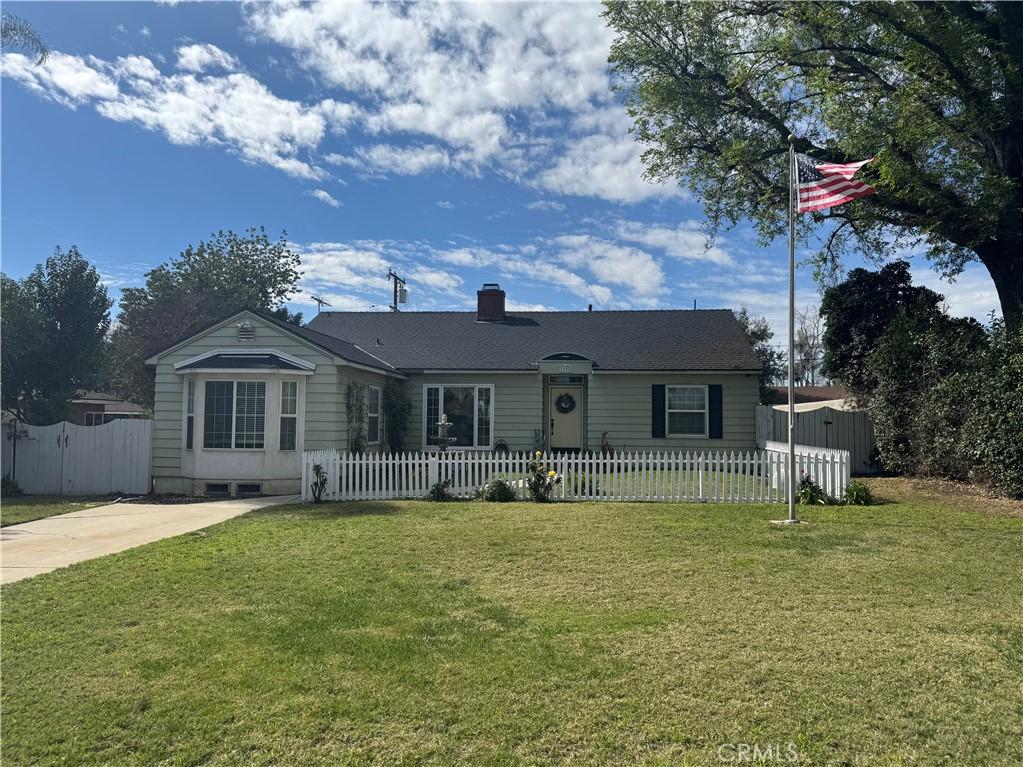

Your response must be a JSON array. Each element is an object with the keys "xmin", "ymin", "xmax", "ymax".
[{"xmin": 526, "ymin": 450, "xmax": 562, "ymax": 502}]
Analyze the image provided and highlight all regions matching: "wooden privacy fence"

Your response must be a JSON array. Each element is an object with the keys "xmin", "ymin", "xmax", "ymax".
[
  {"xmin": 757, "ymin": 405, "xmax": 877, "ymax": 474},
  {"xmin": 2, "ymin": 420, "xmax": 152, "ymax": 495},
  {"xmin": 302, "ymin": 447, "xmax": 851, "ymax": 503}
]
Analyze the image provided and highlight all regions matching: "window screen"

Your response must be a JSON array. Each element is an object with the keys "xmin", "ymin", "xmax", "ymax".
[{"xmin": 203, "ymin": 381, "xmax": 234, "ymax": 448}]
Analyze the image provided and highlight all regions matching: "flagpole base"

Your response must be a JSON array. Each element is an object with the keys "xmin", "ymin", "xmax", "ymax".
[{"xmin": 770, "ymin": 518, "xmax": 806, "ymax": 526}]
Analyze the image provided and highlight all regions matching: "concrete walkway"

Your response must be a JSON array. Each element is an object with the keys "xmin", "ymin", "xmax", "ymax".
[{"xmin": 1, "ymin": 495, "xmax": 299, "ymax": 585}]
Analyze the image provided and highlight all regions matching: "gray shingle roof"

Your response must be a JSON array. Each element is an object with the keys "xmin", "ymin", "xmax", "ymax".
[
  {"xmin": 253, "ymin": 310, "xmax": 398, "ymax": 371},
  {"xmin": 306, "ymin": 309, "xmax": 761, "ymax": 372}
]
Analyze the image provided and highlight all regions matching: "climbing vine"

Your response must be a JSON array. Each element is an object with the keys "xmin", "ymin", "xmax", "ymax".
[{"xmin": 344, "ymin": 381, "xmax": 367, "ymax": 453}]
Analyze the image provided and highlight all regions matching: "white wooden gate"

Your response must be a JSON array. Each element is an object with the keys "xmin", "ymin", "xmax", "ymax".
[{"xmin": 2, "ymin": 420, "xmax": 152, "ymax": 495}]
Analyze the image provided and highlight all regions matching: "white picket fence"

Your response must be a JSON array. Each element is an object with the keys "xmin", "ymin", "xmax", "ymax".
[
  {"xmin": 2, "ymin": 419, "xmax": 152, "ymax": 495},
  {"xmin": 763, "ymin": 441, "xmax": 852, "ymax": 497},
  {"xmin": 302, "ymin": 447, "xmax": 851, "ymax": 503}
]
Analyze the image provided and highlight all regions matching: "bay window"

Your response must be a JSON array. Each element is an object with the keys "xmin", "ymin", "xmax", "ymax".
[
  {"xmin": 424, "ymin": 384, "xmax": 494, "ymax": 449},
  {"xmin": 203, "ymin": 380, "xmax": 266, "ymax": 449},
  {"xmin": 666, "ymin": 385, "xmax": 707, "ymax": 437}
]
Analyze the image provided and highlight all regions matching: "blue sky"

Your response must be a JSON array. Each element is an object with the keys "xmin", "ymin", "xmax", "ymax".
[{"xmin": 1, "ymin": 1, "xmax": 1001, "ymax": 330}]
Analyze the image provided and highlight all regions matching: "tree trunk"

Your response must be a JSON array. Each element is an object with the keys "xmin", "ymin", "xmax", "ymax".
[{"xmin": 978, "ymin": 242, "xmax": 1023, "ymax": 331}]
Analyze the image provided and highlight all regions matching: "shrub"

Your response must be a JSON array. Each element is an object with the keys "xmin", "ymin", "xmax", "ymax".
[
  {"xmin": 525, "ymin": 451, "xmax": 562, "ymax": 502},
  {"xmin": 479, "ymin": 479, "xmax": 517, "ymax": 502},
  {"xmin": 428, "ymin": 478, "xmax": 453, "ymax": 502},
  {"xmin": 2, "ymin": 477, "xmax": 23, "ymax": 497},
  {"xmin": 842, "ymin": 480, "xmax": 874, "ymax": 506},
  {"xmin": 968, "ymin": 320, "xmax": 1023, "ymax": 498},
  {"xmin": 797, "ymin": 473, "xmax": 835, "ymax": 505},
  {"xmin": 309, "ymin": 464, "xmax": 328, "ymax": 503}
]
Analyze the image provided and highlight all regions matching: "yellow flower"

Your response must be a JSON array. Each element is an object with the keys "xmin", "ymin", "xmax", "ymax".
[
  {"xmin": 536, "ymin": 450, "xmax": 542, "ymax": 457},
  {"xmin": 547, "ymin": 470, "xmax": 556, "ymax": 477}
]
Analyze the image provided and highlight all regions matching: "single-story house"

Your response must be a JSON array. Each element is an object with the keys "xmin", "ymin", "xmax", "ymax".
[
  {"xmin": 147, "ymin": 284, "xmax": 761, "ymax": 496},
  {"xmin": 68, "ymin": 391, "xmax": 149, "ymax": 426}
]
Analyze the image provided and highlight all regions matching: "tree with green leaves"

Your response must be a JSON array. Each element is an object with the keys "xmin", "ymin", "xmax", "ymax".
[
  {"xmin": 1, "ymin": 247, "xmax": 111, "ymax": 423},
  {"xmin": 1, "ymin": 13, "xmax": 48, "ymax": 64},
  {"xmin": 110, "ymin": 228, "xmax": 302, "ymax": 407},
  {"xmin": 819, "ymin": 260, "xmax": 944, "ymax": 398},
  {"xmin": 605, "ymin": 2, "xmax": 1023, "ymax": 328},
  {"xmin": 733, "ymin": 306, "xmax": 784, "ymax": 400}
]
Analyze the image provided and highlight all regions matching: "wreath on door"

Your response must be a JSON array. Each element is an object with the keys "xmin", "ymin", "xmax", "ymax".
[{"xmin": 555, "ymin": 393, "xmax": 577, "ymax": 414}]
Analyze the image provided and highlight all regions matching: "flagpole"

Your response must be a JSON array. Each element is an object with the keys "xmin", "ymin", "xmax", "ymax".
[{"xmin": 773, "ymin": 136, "xmax": 800, "ymax": 526}]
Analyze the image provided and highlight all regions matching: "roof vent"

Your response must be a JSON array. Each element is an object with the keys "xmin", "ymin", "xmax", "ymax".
[
  {"xmin": 237, "ymin": 322, "xmax": 255, "ymax": 342},
  {"xmin": 477, "ymin": 283, "xmax": 506, "ymax": 322}
]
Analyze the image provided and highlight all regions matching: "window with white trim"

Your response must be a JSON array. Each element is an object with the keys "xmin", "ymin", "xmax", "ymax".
[
  {"xmin": 666, "ymin": 385, "xmax": 708, "ymax": 437},
  {"xmin": 424, "ymin": 385, "xmax": 494, "ymax": 449},
  {"xmin": 203, "ymin": 380, "xmax": 266, "ymax": 449},
  {"xmin": 279, "ymin": 380, "xmax": 298, "ymax": 451},
  {"xmin": 367, "ymin": 386, "xmax": 381, "ymax": 445},
  {"xmin": 186, "ymin": 380, "xmax": 195, "ymax": 449},
  {"xmin": 84, "ymin": 411, "xmax": 105, "ymax": 426}
]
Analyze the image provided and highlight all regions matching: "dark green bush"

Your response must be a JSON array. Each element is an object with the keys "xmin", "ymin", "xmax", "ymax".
[
  {"xmin": 479, "ymin": 479, "xmax": 517, "ymax": 502},
  {"xmin": 428, "ymin": 478, "xmax": 453, "ymax": 502},
  {"xmin": 797, "ymin": 474, "xmax": 836, "ymax": 505},
  {"xmin": 967, "ymin": 321, "xmax": 1023, "ymax": 498},
  {"xmin": 2, "ymin": 477, "xmax": 24, "ymax": 497},
  {"xmin": 842, "ymin": 480, "xmax": 874, "ymax": 506}
]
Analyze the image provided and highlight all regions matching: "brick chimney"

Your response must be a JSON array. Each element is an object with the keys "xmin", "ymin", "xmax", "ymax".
[{"xmin": 476, "ymin": 283, "xmax": 506, "ymax": 322}]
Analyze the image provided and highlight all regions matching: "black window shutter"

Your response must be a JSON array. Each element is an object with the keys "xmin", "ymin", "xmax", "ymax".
[
  {"xmin": 709, "ymin": 384, "xmax": 723, "ymax": 439},
  {"xmin": 651, "ymin": 385, "xmax": 666, "ymax": 438}
]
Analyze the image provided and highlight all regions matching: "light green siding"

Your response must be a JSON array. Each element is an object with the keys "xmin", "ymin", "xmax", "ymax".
[
  {"xmin": 406, "ymin": 373, "xmax": 542, "ymax": 451},
  {"xmin": 586, "ymin": 373, "xmax": 759, "ymax": 452},
  {"xmin": 150, "ymin": 317, "xmax": 340, "ymax": 477}
]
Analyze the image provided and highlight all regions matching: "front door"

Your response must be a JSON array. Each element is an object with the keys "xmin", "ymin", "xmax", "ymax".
[{"xmin": 549, "ymin": 385, "xmax": 583, "ymax": 450}]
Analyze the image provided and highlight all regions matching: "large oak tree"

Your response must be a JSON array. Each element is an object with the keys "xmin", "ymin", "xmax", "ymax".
[{"xmin": 605, "ymin": 1, "xmax": 1023, "ymax": 328}]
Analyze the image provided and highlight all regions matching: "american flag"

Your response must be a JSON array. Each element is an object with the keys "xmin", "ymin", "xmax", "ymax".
[{"xmin": 795, "ymin": 154, "xmax": 875, "ymax": 212}]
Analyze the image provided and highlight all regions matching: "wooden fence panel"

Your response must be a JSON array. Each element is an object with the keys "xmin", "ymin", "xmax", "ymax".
[{"xmin": 3, "ymin": 420, "xmax": 152, "ymax": 495}]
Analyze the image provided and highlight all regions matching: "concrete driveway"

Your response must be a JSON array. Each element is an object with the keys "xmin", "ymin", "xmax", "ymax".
[{"xmin": 1, "ymin": 495, "xmax": 298, "ymax": 585}]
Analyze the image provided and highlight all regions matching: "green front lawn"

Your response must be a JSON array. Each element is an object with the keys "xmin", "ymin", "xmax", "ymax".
[
  {"xmin": 0, "ymin": 495, "xmax": 111, "ymax": 526},
  {"xmin": 2, "ymin": 480, "xmax": 1021, "ymax": 766}
]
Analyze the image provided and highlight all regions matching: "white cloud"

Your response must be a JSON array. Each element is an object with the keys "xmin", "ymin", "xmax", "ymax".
[
  {"xmin": 615, "ymin": 221, "xmax": 734, "ymax": 265},
  {"xmin": 551, "ymin": 234, "xmax": 665, "ymax": 304},
  {"xmin": 912, "ymin": 263, "xmax": 1001, "ymax": 322},
  {"xmin": 408, "ymin": 265, "xmax": 463, "ymax": 291},
  {"xmin": 5, "ymin": 4, "xmax": 678, "ymax": 204},
  {"xmin": 243, "ymin": 1, "xmax": 672, "ymax": 203},
  {"xmin": 112, "ymin": 55, "xmax": 162, "ymax": 81},
  {"xmin": 506, "ymin": 301, "xmax": 555, "ymax": 312},
  {"xmin": 328, "ymin": 143, "xmax": 451, "ymax": 176},
  {"xmin": 436, "ymin": 200, "xmax": 454, "ymax": 209},
  {"xmin": 525, "ymin": 199, "xmax": 566, "ymax": 212},
  {"xmin": 307, "ymin": 189, "xmax": 342, "ymax": 208},
  {"xmin": 140, "ymin": 27, "xmax": 151, "ymax": 38},
  {"xmin": 175, "ymin": 43, "xmax": 239, "ymax": 73},
  {"xmin": 2, "ymin": 52, "xmax": 119, "ymax": 106},
  {"xmin": 5, "ymin": 49, "xmax": 336, "ymax": 179},
  {"xmin": 537, "ymin": 132, "xmax": 681, "ymax": 204}
]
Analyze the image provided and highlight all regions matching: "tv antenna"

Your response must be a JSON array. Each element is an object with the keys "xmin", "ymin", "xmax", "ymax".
[
  {"xmin": 310, "ymin": 295, "xmax": 332, "ymax": 313},
  {"xmin": 387, "ymin": 269, "xmax": 408, "ymax": 312}
]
